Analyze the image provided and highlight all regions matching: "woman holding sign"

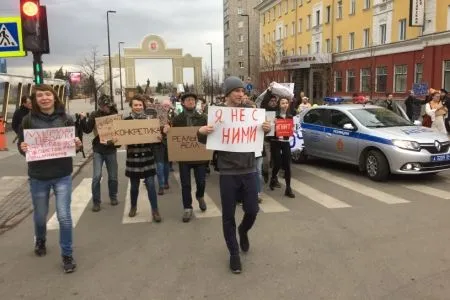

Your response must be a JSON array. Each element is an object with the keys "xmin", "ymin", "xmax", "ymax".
[
  {"xmin": 18, "ymin": 84, "xmax": 82, "ymax": 273},
  {"xmin": 123, "ymin": 95, "xmax": 165, "ymax": 222}
]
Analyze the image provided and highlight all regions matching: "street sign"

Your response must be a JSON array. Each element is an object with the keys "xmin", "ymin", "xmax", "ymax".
[
  {"xmin": 0, "ymin": 17, "xmax": 26, "ymax": 58},
  {"xmin": 246, "ymin": 83, "xmax": 253, "ymax": 92},
  {"xmin": 412, "ymin": 83, "xmax": 428, "ymax": 97}
]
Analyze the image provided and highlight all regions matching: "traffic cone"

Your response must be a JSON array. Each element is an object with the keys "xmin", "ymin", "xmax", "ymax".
[{"xmin": 0, "ymin": 116, "xmax": 8, "ymax": 151}]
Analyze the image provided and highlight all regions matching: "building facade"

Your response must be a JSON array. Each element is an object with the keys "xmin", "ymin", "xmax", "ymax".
[
  {"xmin": 0, "ymin": 59, "xmax": 7, "ymax": 74},
  {"xmin": 224, "ymin": 0, "xmax": 261, "ymax": 92},
  {"xmin": 256, "ymin": 0, "xmax": 450, "ymax": 101}
]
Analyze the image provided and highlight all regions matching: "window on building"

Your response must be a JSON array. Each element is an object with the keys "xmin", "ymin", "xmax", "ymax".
[
  {"xmin": 238, "ymin": 34, "xmax": 244, "ymax": 42},
  {"xmin": 349, "ymin": 32, "xmax": 355, "ymax": 50},
  {"xmin": 225, "ymin": 21, "xmax": 230, "ymax": 31},
  {"xmin": 299, "ymin": 0, "xmax": 303, "ymax": 6},
  {"xmin": 315, "ymin": 10, "xmax": 320, "ymax": 27},
  {"xmin": 268, "ymin": 11, "xmax": 271, "ymax": 22},
  {"xmin": 326, "ymin": 39, "xmax": 331, "ymax": 53},
  {"xmin": 278, "ymin": 27, "xmax": 282, "ymax": 40},
  {"xmin": 239, "ymin": 62, "xmax": 244, "ymax": 68},
  {"xmin": 350, "ymin": 0, "xmax": 356, "ymax": 15},
  {"xmin": 224, "ymin": 8, "xmax": 229, "ymax": 17},
  {"xmin": 315, "ymin": 41, "xmax": 320, "ymax": 53},
  {"xmin": 415, "ymin": 63, "xmax": 423, "ymax": 83},
  {"xmin": 380, "ymin": 24, "xmax": 387, "ymax": 44},
  {"xmin": 285, "ymin": 0, "xmax": 289, "ymax": 14},
  {"xmin": 363, "ymin": 28, "xmax": 370, "ymax": 47},
  {"xmin": 225, "ymin": 62, "xmax": 230, "ymax": 70},
  {"xmin": 278, "ymin": 3, "xmax": 281, "ymax": 17},
  {"xmin": 307, "ymin": 44, "xmax": 311, "ymax": 54},
  {"xmin": 335, "ymin": 71, "xmax": 343, "ymax": 92},
  {"xmin": 376, "ymin": 66, "xmax": 388, "ymax": 93},
  {"xmin": 225, "ymin": 48, "xmax": 230, "ymax": 57},
  {"xmin": 238, "ymin": 49, "xmax": 244, "ymax": 56},
  {"xmin": 238, "ymin": 21, "xmax": 244, "ymax": 28},
  {"xmin": 284, "ymin": 25, "xmax": 288, "ymax": 38},
  {"xmin": 326, "ymin": 5, "xmax": 331, "ymax": 23},
  {"xmin": 239, "ymin": 75, "xmax": 245, "ymax": 81},
  {"xmin": 337, "ymin": 1, "xmax": 343, "ymax": 19},
  {"xmin": 298, "ymin": 18, "xmax": 303, "ymax": 33},
  {"xmin": 237, "ymin": 8, "xmax": 243, "ymax": 15},
  {"xmin": 399, "ymin": 19, "xmax": 407, "ymax": 41},
  {"xmin": 291, "ymin": 0, "xmax": 296, "ymax": 10},
  {"xmin": 336, "ymin": 36, "xmax": 342, "ymax": 52},
  {"xmin": 298, "ymin": 47, "xmax": 302, "ymax": 55},
  {"xmin": 273, "ymin": 7, "xmax": 276, "ymax": 20},
  {"xmin": 347, "ymin": 70, "xmax": 356, "ymax": 92},
  {"xmin": 273, "ymin": 30, "xmax": 276, "ymax": 41},
  {"xmin": 307, "ymin": 15, "xmax": 311, "ymax": 30},
  {"xmin": 291, "ymin": 22, "xmax": 295, "ymax": 35},
  {"xmin": 444, "ymin": 61, "xmax": 450, "ymax": 91},
  {"xmin": 364, "ymin": 0, "xmax": 371, "ymax": 9},
  {"xmin": 361, "ymin": 68, "xmax": 371, "ymax": 92},
  {"xmin": 394, "ymin": 65, "xmax": 407, "ymax": 93},
  {"xmin": 291, "ymin": 48, "xmax": 295, "ymax": 55}
]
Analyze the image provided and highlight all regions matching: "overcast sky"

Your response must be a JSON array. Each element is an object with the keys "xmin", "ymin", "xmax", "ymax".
[{"xmin": 1, "ymin": 0, "xmax": 224, "ymax": 86}]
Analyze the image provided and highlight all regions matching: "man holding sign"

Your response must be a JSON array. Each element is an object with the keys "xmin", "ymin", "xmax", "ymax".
[{"xmin": 198, "ymin": 76, "xmax": 271, "ymax": 274}]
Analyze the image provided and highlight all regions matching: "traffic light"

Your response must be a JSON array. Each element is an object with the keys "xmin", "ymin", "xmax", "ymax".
[{"xmin": 19, "ymin": 0, "xmax": 49, "ymax": 53}]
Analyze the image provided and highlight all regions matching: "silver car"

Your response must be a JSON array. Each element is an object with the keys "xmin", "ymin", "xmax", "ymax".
[{"xmin": 299, "ymin": 104, "xmax": 450, "ymax": 181}]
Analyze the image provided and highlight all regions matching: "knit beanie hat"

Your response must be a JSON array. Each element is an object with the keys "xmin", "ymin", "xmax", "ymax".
[{"xmin": 223, "ymin": 76, "xmax": 244, "ymax": 96}]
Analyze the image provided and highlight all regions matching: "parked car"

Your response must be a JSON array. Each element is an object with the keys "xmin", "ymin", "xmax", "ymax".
[{"xmin": 298, "ymin": 104, "xmax": 450, "ymax": 181}]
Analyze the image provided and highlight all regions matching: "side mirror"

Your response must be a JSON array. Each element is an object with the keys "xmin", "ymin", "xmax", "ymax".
[
  {"xmin": 413, "ymin": 120, "xmax": 422, "ymax": 126},
  {"xmin": 343, "ymin": 123, "xmax": 355, "ymax": 131}
]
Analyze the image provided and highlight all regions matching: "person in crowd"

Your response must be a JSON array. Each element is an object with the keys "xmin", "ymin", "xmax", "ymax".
[
  {"xmin": 18, "ymin": 84, "xmax": 82, "ymax": 273},
  {"xmin": 297, "ymin": 97, "xmax": 312, "ymax": 113},
  {"xmin": 261, "ymin": 90, "xmax": 280, "ymax": 186},
  {"xmin": 123, "ymin": 95, "xmax": 165, "ymax": 222},
  {"xmin": 404, "ymin": 90, "xmax": 425, "ymax": 121},
  {"xmin": 441, "ymin": 89, "xmax": 450, "ymax": 132},
  {"xmin": 12, "ymin": 95, "xmax": 32, "ymax": 135},
  {"xmin": 375, "ymin": 93, "xmax": 408, "ymax": 119},
  {"xmin": 170, "ymin": 92, "xmax": 208, "ymax": 222},
  {"xmin": 79, "ymin": 95, "xmax": 119, "ymax": 212},
  {"xmin": 425, "ymin": 91, "xmax": 448, "ymax": 134},
  {"xmin": 198, "ymin": 76, "xmax": 271, "ymax": 274}
]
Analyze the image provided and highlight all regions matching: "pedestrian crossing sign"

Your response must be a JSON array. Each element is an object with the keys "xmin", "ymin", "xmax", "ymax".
[{"xmin": 0, "ymin": 17, "xmax": 26, "ymax": 58}]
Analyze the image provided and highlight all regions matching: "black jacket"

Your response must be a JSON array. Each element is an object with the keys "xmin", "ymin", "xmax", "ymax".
[
  {"xmin": 81, "ymin": 107, "xmax": 120, "ymax": 154},
  {"xmin": 12, "ymin": 106, "xmax": 30, "ymax": 134},
  {"xmin": 18, "ymin": 109, "xmax": 75, "ymax": 180}
]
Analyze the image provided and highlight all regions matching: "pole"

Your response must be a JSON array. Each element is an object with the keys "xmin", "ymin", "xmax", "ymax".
[
  {"xmin": 246, "ymin": 15, "xmax": 250, "ymax": 78},
  {"xmin": 118, "ymin": 42, "xmax": 124, "ymax": 110},
  {"xmin": 106, "ymin": 11, "xmax": 114, "ymax": 99},
  {"xmin": 210, "ymin": 44, "xmax": 213, "ymax": 104},
  {"xmin": 32, "ymin": 52, "xmax": 44, "ymax": 85},
  {"xmin": 94, "ymin": 53, "xmax": 98, "ymax": 110}
]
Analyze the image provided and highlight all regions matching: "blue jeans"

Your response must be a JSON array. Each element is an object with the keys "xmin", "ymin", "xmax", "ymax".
[
  {"xmin": 255, "ymin": 157, "xmax": 263, "ymax": 193},
  {"xmin": 92, "ymin": 152, "xmax": 118, "ymax": 204},
  {"xmin": 179, "ymin": 163, "xmax": 206, "ymax": 209},
  {"xmin": 30, "ymin": 175, "xmax": 73, "ymax": 256},
  {"xmin": 156, "ymin": 162, "xmax": 170, "ymax": 189},
  {"xmin": 129, "ymin": 176, "xmax": 158, "ymax": 210}
]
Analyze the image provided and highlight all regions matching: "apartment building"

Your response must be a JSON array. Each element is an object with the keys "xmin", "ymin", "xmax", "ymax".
[
  {"xmin": 224, "ymin": 0, "xmax": 261, "ymax": 92},
  {"xmin": 256, "ymin": 0, "xmax": 450, "ymax": 101}
]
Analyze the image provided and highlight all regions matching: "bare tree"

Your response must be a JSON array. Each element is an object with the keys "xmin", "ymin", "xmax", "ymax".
[{"xmin": 260, "ymin": 41, "xmax": 284, "ymax": 87}]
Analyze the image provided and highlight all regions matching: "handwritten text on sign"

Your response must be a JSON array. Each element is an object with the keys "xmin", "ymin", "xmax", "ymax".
[
  {"xmin": 95, "ymin": 114, "xmax": 122, "ymax": 143},
  {"xmin": 275, "ymin": 118, "xmax": 294, "ymax": 137},
  {"xmin": 24, "ymin": 127, "xmax": 76, "ymax": 162},
  {"xmin": 206, "ymin": 106, "xmax": 265, "ymax": 152},
  {"xmin": 167, "ymin": 126, "xmax": 213, "ymax": 161},
  {"xmin": 112, "ymin": 119, "xmax": 161, "ymax": 145}
]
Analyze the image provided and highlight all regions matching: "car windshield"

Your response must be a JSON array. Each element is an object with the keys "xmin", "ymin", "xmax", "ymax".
[{"xmin": 349, "ymin": 108, "xmax": 413, "ymax": 128}]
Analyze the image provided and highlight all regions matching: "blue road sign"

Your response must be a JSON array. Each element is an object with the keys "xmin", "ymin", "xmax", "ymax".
[
  {"xmin": 412, "ymin": 83, "xmax": 428, "ymax": 97},
  {"xmin": 0, "ymin": 17, "xmax": 26, "ymax": 58},
  {"xmin": 246, "ymin": 83, "xmax": 253, "ymax": 92}
]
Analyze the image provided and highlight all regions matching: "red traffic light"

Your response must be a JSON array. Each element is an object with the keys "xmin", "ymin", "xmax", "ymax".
[{"xmin": 22, "ymin": 1, "xmax": 39, "ymax": 17}]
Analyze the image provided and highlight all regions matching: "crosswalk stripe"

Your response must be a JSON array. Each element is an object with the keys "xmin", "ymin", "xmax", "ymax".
[
  {"xmin": 259, "ymin": 192, "xmax": 290, "ymax": 212},
  {"xmin": 290, "ymin": 177, "xmax": 351, "ymax": 208},
  {"xmin": 294, "ymin": 165, "xmax": 410, "ymax": 204},
  {"xmin": 173, "ymin": 172, "xmax": 222, "ymax": 218},
  {"xmin": 47, "ymin": 178, "xmax": 92, "ymax": 230},
  {"xmin": 122, "ymin": 180, "xmax": 153, "ymax": 224},
  {"xmin": 402, "ymin": 184, "xmax": 450, "ymax": 199}
]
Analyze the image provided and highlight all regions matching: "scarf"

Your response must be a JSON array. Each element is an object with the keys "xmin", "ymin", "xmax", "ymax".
[{"xmin": 130, "ymin": 111, "xmax": 147, "ymax": 119}]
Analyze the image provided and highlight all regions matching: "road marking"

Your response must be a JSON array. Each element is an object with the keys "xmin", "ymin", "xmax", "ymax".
[
  {"xmin": 294, "ymin": 165, "xmax": 410, "ymax": 205},
  {"xmin": 122, "ymin": 180, "xmax": 153, "ymax": 224},
  {"xmin": 48, "ymin": 178, "xmax": 92, "ymax": 230},
  {"xmin": 173, "ymin": 172, "xmax": 222, "ymax": 218},
  {"xmin": 259, "ymin": 192, "xmax": 290, "ymax": 212},
  {"xmin": 290, "ymin": 177, "xmax": 351, "ymax": 208},
  {"xmin": 402, "ymin": 184, "xmax": 450, "ymax": 199}
]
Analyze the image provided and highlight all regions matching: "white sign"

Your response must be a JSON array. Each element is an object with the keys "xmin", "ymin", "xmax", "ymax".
[
  {"xmin": 206, "ymin": 106, "xmax": 266, "ymax": 153},
  {"xmin": 266, "ymin": 111, "xmax": 276, "ymax": 136},
  {"xmin": 280, "ymin": 54, "xmax": 332, "ymax": 69},
  {"xmin": 409, "ymin": 0, "xmax": 425, "ymax": 27},
  {"xmin": 24, "ymin": 127, "xmax": 76, "ymax": 162}
]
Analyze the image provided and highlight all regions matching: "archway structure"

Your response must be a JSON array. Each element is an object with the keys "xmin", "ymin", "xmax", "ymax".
[{"xmin": 105, "ymin": 34, "xmax": 203, "ymax": 93}]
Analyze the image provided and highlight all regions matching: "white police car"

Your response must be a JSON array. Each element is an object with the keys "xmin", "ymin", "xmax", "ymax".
[{"xmin": 299, "ymin": 103, "xmax": 450, "ymax": 181}]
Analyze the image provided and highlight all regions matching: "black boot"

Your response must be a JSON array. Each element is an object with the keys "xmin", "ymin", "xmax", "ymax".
[{"xmin": 285, "ymin": 187, "xmax": 295, "ymax": 198}]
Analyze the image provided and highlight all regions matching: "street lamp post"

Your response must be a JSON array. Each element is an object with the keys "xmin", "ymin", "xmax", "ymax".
[
  {"xmin": 206, "ymin": 43, "xmax": 213, "ymax": 104},
  {"xmin": 106, "ymin": 10, "xmax": 116, "ymax": 99},
  {"xmin": 118, "ymin": 42, "xmax": 125, "ymax": 110},
  {"xmin": 240, "ymin": 14, "xmax": 250, "ymax": 78}
]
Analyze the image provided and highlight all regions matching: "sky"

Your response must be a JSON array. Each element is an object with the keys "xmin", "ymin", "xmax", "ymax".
[{"xmin": 1, "ymin": 0, "xmax": 224, "ymax": 86}]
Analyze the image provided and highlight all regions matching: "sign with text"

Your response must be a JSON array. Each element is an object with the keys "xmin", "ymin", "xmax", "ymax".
[
  {"xmin": 409, "ymin": 0, "xmax": 424, "ymax": 27},
  {"xmin": 148, "ymin": 103, "xmax": 169, "ymax": 125},
  {"xmin": 95, "ymin": 114, "xmax": 122, "ymax": 144},
  {"xmin": 112, "ymin": 119, "xmax": 161, "ymax": 145},
  {"xmin": 206, "ymin": 106, "xmax": 265, "ymax": 152},
  {"xmin": 275, "ymin": 118, "xmax": 294, "ymax": 137},
  {"xmin": 167, "ymin": 126, "xmax": 213, "ymax": 161},
  {"xmin": 412, "ymin": 82, "xmax": 428, "ymax": 97},
  {"xmin": 24, "ymin": 127, "xmax": 76, "ymax": 162}
]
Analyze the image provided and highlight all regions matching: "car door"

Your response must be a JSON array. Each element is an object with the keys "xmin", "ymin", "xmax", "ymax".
[
  {"xmin": 324, "ymin": 109, "xmax": 359, "ymax": 163},
  {"xmin": 301, "ymin": 109, "xmax": 328, "ymax": 157}
]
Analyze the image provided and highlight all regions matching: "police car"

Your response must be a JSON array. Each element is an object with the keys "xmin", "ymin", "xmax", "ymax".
[{"xmin": 298, "ymin": 98, "xmax": 450, "ymax": 181}]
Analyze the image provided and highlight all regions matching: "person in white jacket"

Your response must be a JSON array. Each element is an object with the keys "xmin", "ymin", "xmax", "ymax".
[{"xmin": 425, "ymin": 91, "xmax": 448, "ymax": 134}]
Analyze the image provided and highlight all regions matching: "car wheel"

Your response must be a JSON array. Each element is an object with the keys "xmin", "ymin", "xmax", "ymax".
[
  {"xmin": 365, "ymin": 150, "xmax": 389, "ymax": 181},
  {"xmin": 292, "ymin": 149, "xmax": 308, "ymax": 164}
]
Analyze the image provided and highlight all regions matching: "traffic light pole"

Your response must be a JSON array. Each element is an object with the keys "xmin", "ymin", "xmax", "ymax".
[{"xmin": 32, "ymin": 52, "xmax": 44, "ymax": 84}]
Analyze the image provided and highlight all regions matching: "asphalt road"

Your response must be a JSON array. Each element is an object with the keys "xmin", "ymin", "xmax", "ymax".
[{"xmin": 1, "ymin": 152, "xmax": 450, "ymax": 299}]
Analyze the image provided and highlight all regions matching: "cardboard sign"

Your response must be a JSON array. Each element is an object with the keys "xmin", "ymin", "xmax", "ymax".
[
  {"xmin": 167, "ymin": 126, "xmax": 213, "ymax": 161},
  {"xmin": 24, "ymin": 127, "xmax": 76, "ymax": 162},
  {"xmin": 275, "ymin": 118, "xmax": 294, "ymax": 137},
  {"xmin": 148, "ymin": 103, "xmax": 169, "ymax": 125},
  {"xmin": 266, "ymin": 111, "xmax": 276, "ymax": 136},
  {"xmin": 112, "ymin": 119, "xmax": 161, "ymax": 145},
  {"xmin": 206, "ymin": 106, "xmax": 265, "ymax": 152},
  {"xmin": 95, "ymin": 114, "xmax": 122, "ymax": 143}
]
